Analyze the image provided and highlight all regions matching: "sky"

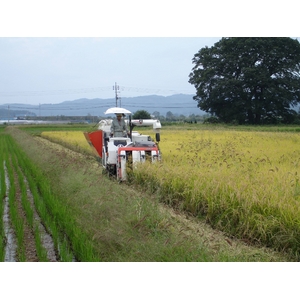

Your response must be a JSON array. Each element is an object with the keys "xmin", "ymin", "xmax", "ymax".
[
  {"xmin": 0, "ymin": 37, "xmax": 221, "ymax": 105},
  {"xmin": 1, "ymin": 1, "xmax": 298, "ymax": 107}
]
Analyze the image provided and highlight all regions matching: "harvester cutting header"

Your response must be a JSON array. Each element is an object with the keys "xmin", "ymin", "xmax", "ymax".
[{"xmin": 84, "ymin": 107, "xmax": 162, "ymax": 181}]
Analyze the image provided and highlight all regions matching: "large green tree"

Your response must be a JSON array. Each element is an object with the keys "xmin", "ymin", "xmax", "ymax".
[{"xmin": 189, "ymin": 38, "xmax": 300, "ymax": 124}]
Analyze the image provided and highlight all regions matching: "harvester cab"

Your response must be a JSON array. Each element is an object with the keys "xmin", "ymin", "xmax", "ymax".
[{"xmin": 84, "ymin": 107, "xmax": 161, "ymax": 181}]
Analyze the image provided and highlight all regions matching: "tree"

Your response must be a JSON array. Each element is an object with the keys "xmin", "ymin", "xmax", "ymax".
[
  {"xmin": 132, "ymin": 110, "xmax": 151, "ymax": 119},
  {"xmin": 166, "ymin": 111, "xmax": 174, "ymax": 120},
  {"xmin": 152, "ymin": 111, "xmax": 160, "ymax": 118},
  {"xmin": 189, "ymin": 38, "xmax": 300, "ymax": 124}
]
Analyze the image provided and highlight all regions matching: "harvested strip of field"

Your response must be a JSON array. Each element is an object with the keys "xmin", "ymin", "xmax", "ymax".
[{"xmin": 4, "ymin": 126, "xmax": 293, "ymax": 261}]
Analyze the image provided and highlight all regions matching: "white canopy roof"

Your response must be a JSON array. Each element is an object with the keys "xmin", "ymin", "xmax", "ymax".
[{"xmin": 104, "ymin": 107, "xmax": 132, "ymax": 115}]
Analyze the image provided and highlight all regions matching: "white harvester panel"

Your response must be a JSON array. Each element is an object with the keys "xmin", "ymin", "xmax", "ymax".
[
  {"xmin": 106, "ymin": 138, "xmax": 131, "ymax": 165},
  {"xmin": 131, "ymin": 133, "xmax": 151, "ymax": 144},
  {"xmin": 107, "ymin": 141, "xmax": 117, "ymax": 164},
  {"xmin": 119, "ymin": 150, "xmax": 127, "ymax": 180},
  {"xmin": 132, "ymin": 150, "xmax": 146, "ymax": 164},
  {"xmin": 151, "ymin": 150, "xmax": 159, "ymax": 162},
  {"xmin": 132, "ymin": 150, "xmax": 141, "ymax": 165}
]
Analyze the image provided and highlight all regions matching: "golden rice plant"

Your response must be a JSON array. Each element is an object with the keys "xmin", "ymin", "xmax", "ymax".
[
  {"xmin": 41, "ymin": 131, "xmax": 94, "ymax": 155},
  {"xmin": 134, "ymin": 128, "xmax": 300, "ymax": 256}
]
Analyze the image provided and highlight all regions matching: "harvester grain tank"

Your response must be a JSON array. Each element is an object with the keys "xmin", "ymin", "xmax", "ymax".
[{"xmin": 84, "ymin": 107, "xmax": 161, "ymax": 181}]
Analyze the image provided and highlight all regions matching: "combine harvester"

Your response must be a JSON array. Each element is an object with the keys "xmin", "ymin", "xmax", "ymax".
[{"xmin": 84, "ymin": 107, "xmax": 162, "ymax": 181}]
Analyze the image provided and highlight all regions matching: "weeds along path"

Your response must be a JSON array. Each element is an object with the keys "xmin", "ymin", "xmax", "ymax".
[{"xmin": 3, "ymin": 127, "xmax": 293, "ymax": 261}]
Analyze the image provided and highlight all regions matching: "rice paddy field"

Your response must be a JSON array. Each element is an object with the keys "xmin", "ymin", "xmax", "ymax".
[
  {"xmin": 6, "ymin": 124, "xmax": 290, "ymax": 263},
  {"xmin": 41, "ymin": 125, "xmax": 300, "ymax": 258}
]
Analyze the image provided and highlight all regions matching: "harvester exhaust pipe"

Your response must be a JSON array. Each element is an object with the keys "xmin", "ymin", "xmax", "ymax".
[
  {"xmin": 129, "ymin": 114, "xmax": 133, "ymax": 139},
  {"xmin": 155, "ymin": 133, "xmax": 160, "ymax": 142}
]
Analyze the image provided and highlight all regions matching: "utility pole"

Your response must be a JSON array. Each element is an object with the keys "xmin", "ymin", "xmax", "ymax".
[
  {"xmin": 113, "ymin": 82, "xmax": 121, "ymax": 107},
  {"xmin": 7, "ymin": 105, "xmax": 9, "ymax": 124}
]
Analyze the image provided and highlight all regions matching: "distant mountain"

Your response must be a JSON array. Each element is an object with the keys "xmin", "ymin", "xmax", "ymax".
[
  {"xmin": 0, "ymin": 108, "xmax": 36, "ymax": 119},
  {"xmin": 0, "ymin": 94, "xmax": 204, "ymax": 117}
]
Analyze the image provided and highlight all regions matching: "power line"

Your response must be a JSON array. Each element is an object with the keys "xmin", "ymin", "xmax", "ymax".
[
  {"xmin": 1, "ymin": 104, "xmax": 197, "ymax": 111},
  {"xmin": 0, "ymin": 86, "xmax": 113, "ymax": 97},
  {"xmin": 0, "ymin": 85, "xmax": 195, "ymax": 97}
]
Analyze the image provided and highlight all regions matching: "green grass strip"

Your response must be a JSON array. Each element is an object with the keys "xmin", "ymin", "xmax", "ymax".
[
  {"xmin": 5, "ymin": 152, "xmax": 26, "ymax": 262},
  {"xmin": 0, "ymin": 135, "xmax": 7, "ymax": 261},
  {"xmin": 10, "ymin": 150, "xmax": 50, "ymax": 262},
  {"xmin": 6, "ymin": 133, "xmax": 97, "ymax": 261}
]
